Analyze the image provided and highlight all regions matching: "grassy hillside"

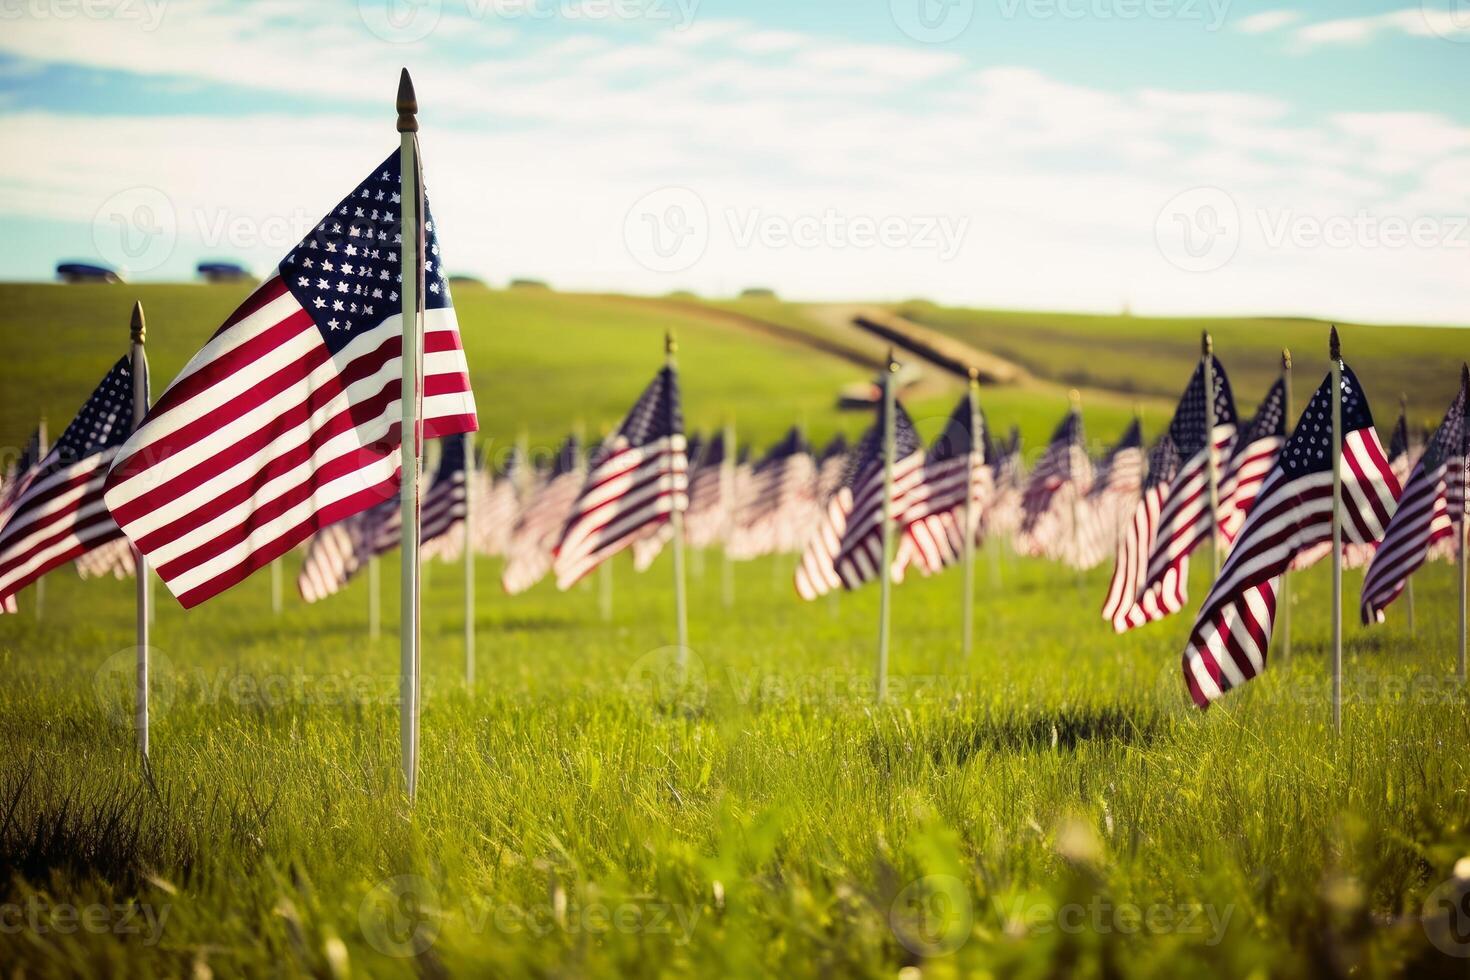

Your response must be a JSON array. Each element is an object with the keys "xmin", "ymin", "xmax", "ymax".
[
  {"xmin": 0, "ymin": 284, "xmax": 1159, "ymax": 468},
  {"xmin": 897, "ymin": 302, "xmax": 1467, "ymax": 429}
]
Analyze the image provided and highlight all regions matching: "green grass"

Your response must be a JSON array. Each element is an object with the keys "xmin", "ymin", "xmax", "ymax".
[
  {"xmin": 2, "ymin": 546, "xmax": 1469, "ymax": 977},
  {"xmin": 3, "ymin": 283, "xmax": 1470, "ymax": 977},
  {"xmin": 896, "ymin": 302, "xmax": 1469, "ymax": 429}
]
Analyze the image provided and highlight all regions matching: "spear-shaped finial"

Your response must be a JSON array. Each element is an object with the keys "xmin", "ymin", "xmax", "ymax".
[
  {"xmin": 664, "ymin": 330, "xmax": 676, "ymax": 358},
  {"xmin": 1462, "ymin": 363, "xmax": 1469, "ymax": 389},
  {"xmin": 1401, "ymin": 393, "xmax": 1409, "ymax": 414},
  {"xmin": 130, "ymin": 300, "xmax": 145, "ymax": 344},
  {"xmin": 1329, "ymin": 325, "xmax": 1341, "ymax": 361},
  {"xmin": 1282, "ymin": 348, "xmax": 1291, "ymax": 372},
  {"xmin": 887, "ymin": 347, "xmax": 898, "ymax": 373},
  {"xmin": 396, "ymin": 68, "xmax": 418, "ymax": 134},
  {"xmin": 1201, "ymin": 331, "xmax": 1213, "ymax": 357},
  {"xmin": 1069, "ymin": 388, "xmax": 1082, "ymax": 410},
  {"xmin": 967, "ymin": 365, "xmax": 979, "ymax": 388}
]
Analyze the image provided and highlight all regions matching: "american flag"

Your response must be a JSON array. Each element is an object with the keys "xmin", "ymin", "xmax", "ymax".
[
  {"xmin": 1137, "ymin": 356, "xmax": 1237, "ymax": 602},
  {"xmin": 0, "ymin": 357, "xmax": 143, "ymax": 606},
  {"xmin": 684, "ymin": 433, "xmax": 731, "ymax": 549},
  {"xmin": 728, "ymin": 428, "xmax": 817, "ymax": 560},
  {"xmin": 102, "ymin": 151, "xmax": 476, "ymax": 608},
  {"xmin": 1219, "ymin": 378, "xmax": 1288, "ymax": 543},
  {"xmin": 1015, "ymin": 408, "xmax": 1094, "ymax": 567},
  {"xmin": 815, "ymin": 434, "xmax": 849, "ymax": 500},
  {"xmin": 553, "ymin": 364, "xmax": 687, "ymax": 590},
  {"xmin": 833, "ymin": 399, "xmax": 925, "ymax": 590},
  {"xmin": 296, "ymin": 431, "xmax": 470, "ymax": 602},
  {"xmin": 472, "ymin": 467, "xmax": 519, "ymax": 558},
  {"xmin": 1360, "ymin": 373, "xmax": 1466, "ymax": 624},
  {"xmin": 983, "ymin": 427, "xmax": 1025, "ymax": 541},
  {"xmin": 417, "ymin": 431, "xmax": 470, "ymax": 558},
  {"xmin": 893, "ymin": 390, "xmax": 991, "ymax": 579},
  {"xmin": 1074, "ymin": 419, "xmax": 1145, "ymax": 572},
  {"xmin": 795, "ymin": 401, "xmax": 924, "ymax": 599},
  {"xmin": 75, "ymin": 536, "xmax": 138, "ymax": 580},
  {"xmin": 1182, "ymin": 349, "xmax": 1401, "ymax": 708},
  {"xmin": 1102, "ymin": 435, "xmax": 1185, "ymax": 632},
  {"xmin": 502, "ymin": 435, "xmax": 582, "ymax": 595}
]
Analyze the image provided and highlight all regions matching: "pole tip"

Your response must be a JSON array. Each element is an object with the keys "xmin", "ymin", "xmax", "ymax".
[
  {"xmin": 886, "ymin": 347, "xmax": 898, "ymax": 373},
  {"xmin": 1329, "ymin": 325, "xmax": 1341, "ymax": 360},
  {"xmin": 129, "ymin": 300, "xmax": 145, "ymax": 344},
  {"xmin": 1462, "ymin": 363, "xmax": 1468, "ymax": 388},
  {"xmin": 1281, "ymin": 348, "xmax": 1291, "ymax": 371},
  {"xmin": 1069, "ymin": 387, "xmax": 1082, "ymax": 409},
  {"xmin": 664, "ymin": 330, "xmax": 676, "ymax": 356},
  {"xmin": 967, "ymin": 365, "xmax": 979, "ymax": 383},
  {"xmin": 1201, "ymin": 331, "xmax": 1213, "ymax": 356},
  {"xmin": 396, "ymin": 68, "xmax": 419, "ymax": 134}
]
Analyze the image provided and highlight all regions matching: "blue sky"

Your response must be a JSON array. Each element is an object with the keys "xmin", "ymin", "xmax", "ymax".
[{"xmin": 1, "ymin": 0, "xmax": 1468, "ymax": 323}]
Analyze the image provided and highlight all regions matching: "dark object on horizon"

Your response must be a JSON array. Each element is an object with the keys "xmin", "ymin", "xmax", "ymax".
[
  {"xmin": 57, "ymin": 262, "xmax": 123, "ymax": 284},
  {"xmin": 509, "ymin": 278, "xmax": 551, "ymax": 290},
  {"xmin": 448, "ymin": 274, "xmax": 488, "ymax": 288},
  {"xmin": 836, "ymin": 363, "xmax": 922, "ymax": 410},
  {"xmin": 197, "ymin": 262, "xmax": 254, "ymax": 283},
  {"xmin": 739, "ymin": 287, "xmax": 777, "ymax": 300}
]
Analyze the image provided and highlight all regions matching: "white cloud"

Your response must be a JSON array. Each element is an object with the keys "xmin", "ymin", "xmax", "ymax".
[
  {"xmin": 1292, "ymin": 8, "xmax": 1470, "ymax": 48},
  {"xmin": 1235, "ymin": 10, "xmax": 1303, "ymax": 34},
  {"xmin": 0, "ymin": 4, "xmax": 1468, "ymax": 323}
]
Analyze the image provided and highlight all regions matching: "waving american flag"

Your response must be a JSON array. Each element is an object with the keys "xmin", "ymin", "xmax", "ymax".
[
  {"xmin": 1182, "ymin": 342, "xmax": 1401, "ymax": 708},
  {"xmin": 1015, "ymin": 408, "xmax": 1093, "ymax": 566},
  {"xmin": 728, "ymin": 429, "xmax": 817, "ymax": 560},
  {"xmin": 553, "ymin": 364, "xmax": 687, "ymax": 590},
  {"xmin": 1219, "ymin": 378, "xmax": 1288, "ymax": 543},
  {"xmin": 894, "ymin": 389, "xmax": 990, "ymax": 579},
  {"xmin": 1102, "ymin": 435, "xmax": 1184, "ymax": 632},
  {"xmin": 1360, "ymin": 371, "xmax": 1466, "ymax": 624},
  {"xmin": 0, "ymin": 357, "xmax": 143, "ymax": 607},
  {"xmin": 103, "ymin": 151, "xmax": 476, "ymax": 608},
  {"xmin": 1075, "ymin": 418, "xmax": 1145, "ymax": 572},
  {"xmin": 502, "ymin": 435, "xmax": 583, "ymax": 595}
]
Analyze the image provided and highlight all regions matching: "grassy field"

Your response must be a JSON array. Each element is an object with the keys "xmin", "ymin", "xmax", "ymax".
[{"xmin": 2, "ymin": 283, "xmax": 1470, "ymax": 977}]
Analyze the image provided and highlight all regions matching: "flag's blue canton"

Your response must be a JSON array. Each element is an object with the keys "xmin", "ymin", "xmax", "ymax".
[
  {"xmin": 616, "ymin": 366, "xmax": 683, "ymax": 448},
  {"xmin": 759, "ymin": 428, "xmax": 809, "ymax": 468},
  {"xmin": 1243, "ymin": 378, "xmax": 1287, "ymax": 443},
  {"xmin": 50, "ymin": 356, "xmax": 142, "ymax": 470},
  {"xmin": 1281, "ymin": 363, "xmax": 1376, "ymax": 478},
  {"xmin": 1388, "ymin": 409, "xmax": 1411, "ymax": 461},
  {"xmin": 1169, "ymin": 356, "xmax": 1236, "ymax": 457},
  {"xmin": 279, "ymin": 151, "xmax": 451, "ymax": 356},
  {"xmin": 820, "ymin": 434, "xmax": 848, "ymax": 462},
  {"xmin": 927, "ymin": 392, "xmax": 985, "ymax": 464},
  {"xmin": 434, "ymin": 430, "xmax": 467, "ymax": 481},
  {"xmin": 552, "ymin": 434, "xmax": 582, "ymax": 478},
  {"xmin": 1146, "ymin": 435, "xmax": 1181, "ymax": 490},
  {"xmin": 1421, "ymin": 386, "xmax": 1466, "ymax": 472},
  {"xmin": 842, "ymin": 400, "xmax": 922, "ymax": 488}
]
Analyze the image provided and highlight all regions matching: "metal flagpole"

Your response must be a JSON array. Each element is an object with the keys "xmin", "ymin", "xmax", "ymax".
[
  {"xmin": 1069, "ymin": 389, "xmax": 1084, "ymax": 586},
  {"xmin": 1202, "ymin": 332, "xmax": 1222, "ymax": 578},
  {"xmin": 666, "ymin": 333, "xmax": 689, "ymax": 671},
  {"xmin": 1330, "ymin": 327, "xmax": 1344, "ymax": 734},
  {"xmin": 1280, "ymin": 349, "xmax": 1293, "ymax": 660},
  {"xmin": 270, "ymin": 557, "xmax": 283, "ymax": 615},
  {"xmin": 1401, "ymin": 394, "xmax": 1415, "ymax": 636},
  {"xmin": 129, "ymin": 302, "xmax": 151, "ymax": 760},
  {"xmin": 722, "ymin": 419, "xmax": 736, "ymax": 610},
  {"xmin": 464, "ymin": 435, "xmax": 475, "ymax": 686},
  {"xmin": 1459, "ymin": 437, "xmax": 1467, "ymax": 684},
  {"xmin": 33, "ymin": 416, "xmax": 46, "ymax": 621},
  {"xmin": 397, "ymin": 69, "xmax": 424, "ymax": 799},
  {"xmin": 962, "ymin": 367, "xmax": 980, "ymax": 658},
  {"xmin": 876, "ymin": 350, "xmax": 898, "ymax": 703}
]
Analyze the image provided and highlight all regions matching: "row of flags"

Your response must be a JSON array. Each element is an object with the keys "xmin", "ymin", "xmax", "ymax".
[{"xmin": 0, "ymin": 126, "xmax": 1461, "ymax": 719}]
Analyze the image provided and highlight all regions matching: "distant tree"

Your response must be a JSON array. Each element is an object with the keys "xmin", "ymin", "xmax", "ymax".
[
  {"xmin": 510, "ymin": 278, "xmax": 551, "ymax": 290},
  {"xmin": 739, "ymin": 287, "xmax": 777, "ymax": 300}
]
